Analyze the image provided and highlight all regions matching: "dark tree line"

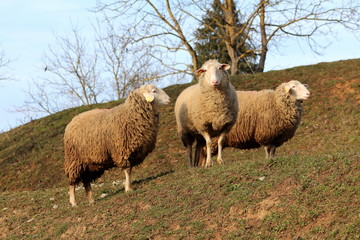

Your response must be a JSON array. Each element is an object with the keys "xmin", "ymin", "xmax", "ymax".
[{"xmin": 194, "ymin": 0, "xmax": 258, "ymax": 74}]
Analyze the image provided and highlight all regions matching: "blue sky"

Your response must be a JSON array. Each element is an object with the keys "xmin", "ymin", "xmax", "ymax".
[
  {"xmin": 0, "ymin": 0, "xmax": 360, "ymax": 132},
  {"xmin": 0, "ymin": 0, "xmax": 95, "ymax": 131}
]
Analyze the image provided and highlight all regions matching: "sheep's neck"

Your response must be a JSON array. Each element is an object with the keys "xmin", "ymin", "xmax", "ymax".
[{"xmin": 275, "ymin": 91, "xmax": 301, "ymax": 120}]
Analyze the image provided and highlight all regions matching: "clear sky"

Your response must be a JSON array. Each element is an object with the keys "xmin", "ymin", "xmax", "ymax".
[
  {"xmin": 1, "ymin": 0, "xmax": 359, "ymax": 132},
  {"xmin": 0, "ymin": 0, "xmax": 96, "ymax": 131}
]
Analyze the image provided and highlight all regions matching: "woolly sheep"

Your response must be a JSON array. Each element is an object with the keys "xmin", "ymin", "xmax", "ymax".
[
  {"xmin": 197, "ymin": 80, "xmax": 310, "ymax": 165},
  {"xmin": 175, "ymin": 59, "xmax": 239, "ymax": 168},
  {"xmin": 64, "ymin": 84, "xmax": 170, "ymax": 206}
]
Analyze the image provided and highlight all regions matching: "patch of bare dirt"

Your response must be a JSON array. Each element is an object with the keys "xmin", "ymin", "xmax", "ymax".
[
  {"xmin": 137, "ymin": 201, "xmax": 152, "ymax": 211},
  {"xmin": 222, "ymin": 221, "xmax": 239, "ymax": 233},
  {"xmin": 61, "ymin": 225, "xmax": 87, "ymax": 239},
  {"xmin": 0, "ymin": 217, "xmax": 10, "ymax": 239},
  {"xmin": 243, "ymin": 178, "xmax": 299, "ymax": 226},
  {"xmin": 245, "ymin": 196, "xmax": 280, "ymax": 221},
  {"xmin": 170, "ymin": 223, "xmax": 181, "ymax": 231},
  {"xmin": 330, "ymin": 79, "xmax": 360, "ymax": 104}
]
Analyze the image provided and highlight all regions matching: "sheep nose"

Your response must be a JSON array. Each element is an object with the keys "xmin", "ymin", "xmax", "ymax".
[{"xmin": 212, "ymin": 80, "xmax": 218, "ymax": 85}]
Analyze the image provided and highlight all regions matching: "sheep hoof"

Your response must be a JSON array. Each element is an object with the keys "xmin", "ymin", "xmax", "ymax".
[
  {"xmin": 125, "ymin": 188, "xmax": 133, "ymax": 193},
  {"xmin": 70, "ymin": 198, "xmax": 77, "ymax": 207},
  {"xmin": 217, "ymin": 158, "xmax": 224, "ymax": 164},
  {"xmin": 205, "ymin": 162, "xmax": 213, "ymax": 168},
  {"xmin": 71, "ymin": 203, "xmax": 78, "ymax": 207}
]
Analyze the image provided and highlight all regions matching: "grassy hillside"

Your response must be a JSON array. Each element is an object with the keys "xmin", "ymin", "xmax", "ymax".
[{"xmin": 0, "ymin": 59, "xmax": 359, "ymax": 239}]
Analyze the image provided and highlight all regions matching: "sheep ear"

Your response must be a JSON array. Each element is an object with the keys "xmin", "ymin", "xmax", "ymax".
[
  {"xmin": 195, "ymin": 68, "xmax": 206, "ymax": 76},
  {"xmin": 221, "ymin": 64, "xmax": 230, "ymax": 71},
  {"xmin": 143, "ymin": 93, "xmax": 155, "ymax": 102},
  {"xmin": 284, "ymin": 85, "xmax": 291, "ymax": 93}
]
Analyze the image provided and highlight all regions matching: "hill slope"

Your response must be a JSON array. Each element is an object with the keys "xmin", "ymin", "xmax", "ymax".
[{"xmin": 0, "ymin": 59, "xmax": 359, "ymax": 239}]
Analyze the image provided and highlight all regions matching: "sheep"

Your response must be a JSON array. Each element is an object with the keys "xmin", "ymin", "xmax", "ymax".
[
  {"xmin": 63, "ymin": 84, "xmax": 170, "ymax": 207},
  {"xmin": 175, "ymin": 59, "xmax": 239, "ymax": 168},
  {"xmin": 196, "ymin": 80, "xmax": 310, "ymax": 166}
]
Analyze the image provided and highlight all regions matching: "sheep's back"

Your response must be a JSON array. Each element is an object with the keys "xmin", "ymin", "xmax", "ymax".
[
  {"xmin": 175, "ymin": 85, "xmax": 198, "ymax": 135},
  {"xmin": 64, "ymin": 109, "xmax": 114, "ymax": 165},
  {"xmin": 226, "ymin": 90, "xmax": 299, "ymax": 148}
]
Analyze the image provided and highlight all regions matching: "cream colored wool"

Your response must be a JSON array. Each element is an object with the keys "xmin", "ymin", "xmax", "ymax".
[
  {"xmin": 175, "ymin": 59, "xmax": 239, "ymax": 168},
  {"xmin": 64, "ymin": 84, "xmax": 170, "ymax": 206}
]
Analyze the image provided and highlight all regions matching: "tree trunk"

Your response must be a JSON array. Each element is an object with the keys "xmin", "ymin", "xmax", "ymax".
[
  {"xmin": 230, "ymin": 56, "xmax": 240, "ymax": 75},
  {"xmin": 257, "ymin": 0, "xmax": 268, "ymax": 72},
  {"xmin": 223, "ymin": 0, "xmax": 239, "ymax": 75},
  {"xmin": 190, "ymin": 49, "xmax": 198, "ymax": 73}
]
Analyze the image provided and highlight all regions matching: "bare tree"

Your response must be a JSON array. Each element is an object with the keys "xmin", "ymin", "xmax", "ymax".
[
  {"xmin": 95, "ymin": 18, "xmax": 164, "ymax": 100},
  {"xmin": 97, "ymin": 0, "xmax": 199, "ymax": 76},
  {"xmin": 0, "ymin": 47, "xmax": 12, "ymax": 81},
  {"xmin": 43, "ymin": 26, "xmax": 103, "ymax": 106},
  {"xmin": 218, "ymin": 0, "xmax": 258, "ymax": 75},
  {"xmin": 98, "ymin": 0, "xmax": 360, "ymax": 74},
  {"xmin": 256, "ymin": 0, "xmax": 360, "ymax": 72},
  {"xmin": 97, "ymin": 0, "xmax": 258, "ymax": 75},
  {"xmin": 196, "ymin": 0, "xmax": 360, "ymax": 73},
  {"xmin": 16, "ymin": 25, "xmax": 104, "ymax": 116},
  {"xmin": 13, "ymin": 79, "xmax": 62, "ymax": 119},
  {"xmin": 17, "ymin": 20, "xmax": 168, "ymax": 117}
]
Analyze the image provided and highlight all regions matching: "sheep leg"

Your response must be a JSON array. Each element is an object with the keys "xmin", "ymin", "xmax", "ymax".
[
  {"xmin": 186, "ymin": 144, "xmax": 193, "ymax": 168},
  {"xmin": 196, "ymin": 145, "xmax": 206, "ymax": 167},
  {"xmin": 264, "ymin": 146, "xmax": 270, "ymax": 158},
  {"xmin": 194, "ymin": 138, "xmax": 205, "ymax": 167},
  {"xmin": 83, "ymin": 181, "xmax": 94, "ymax": 205},
  {"xmin": 124, "ymin": 167, "xmax": 133, "ymax": 192},
  {"xmin": 269, "ymin": 146, "xmax": 276, "ymax": 158},
  {"xmin": 216, "ymin": 133, "xmax": 225, "ymax": 164},
  {"xmin": 203, "ymin": 132, "xmax": 213, "ymax": 168},
  {"xmin": 265, "ymin": 145, "xmax": 276, "ymax": 158},
  {"xmin": 69, "ymin": 184, "xmax": 77, "ymax": 207}
]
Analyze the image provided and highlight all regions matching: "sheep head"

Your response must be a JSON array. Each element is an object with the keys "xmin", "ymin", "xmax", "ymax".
[
  {"xmin": 196, "ymin": 59, "xmax": 230, "ymax": 87},
  {"xmin": 138, "ymin": 84, "xmax": 171, "ymax": 105},
  {"xmin": 284, "ymin": 80, "xmax": 311, "ymax": 100}
]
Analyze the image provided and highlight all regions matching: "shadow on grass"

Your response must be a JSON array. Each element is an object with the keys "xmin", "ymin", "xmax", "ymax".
[{"xmin": 99, "ymin": 170, "xmax": 175, "ymax": 201}]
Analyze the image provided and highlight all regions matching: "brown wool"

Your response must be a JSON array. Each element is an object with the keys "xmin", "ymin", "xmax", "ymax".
[{"xmin": 64, "ymin": 89, "xmax": 159, "ymax": 185}]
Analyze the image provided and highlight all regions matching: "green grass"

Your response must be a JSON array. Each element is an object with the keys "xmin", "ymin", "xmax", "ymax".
[
  {"xmin": 0, "ymin": 59, "xmax": 359, "ymax": 239},
  {"xmin": 1, "ymin": 152, "xmax": 358, "ymax": 239}
]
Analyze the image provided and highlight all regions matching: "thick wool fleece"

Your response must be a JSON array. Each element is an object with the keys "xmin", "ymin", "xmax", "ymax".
[
  {"xmin": 201, "ymin": 82, "xmax": 303, "ymax": 160},
  {"xmin": 225, "ymin": 83, "xmax": 302, "ymax": 149},
  {"xmin": 175, "ymin": 72, "xmax": 238, "ymax": 145},
  {"xmin": 64, "ymin": 90, "xmax": 159, "ymax": 185}
]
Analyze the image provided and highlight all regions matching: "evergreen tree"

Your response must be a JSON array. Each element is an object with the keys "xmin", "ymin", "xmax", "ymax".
[{"xmin": 194, "ymin": 0, "xmax": 257, "ymax": 74}]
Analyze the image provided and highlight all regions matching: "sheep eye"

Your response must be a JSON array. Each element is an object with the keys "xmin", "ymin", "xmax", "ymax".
[
  {"xmin": 152, "ymin": 89, "xmax": 157, "ymax": 93},
  {"xmin": 291, "ymin": 85, "xmax": 296, "ymax": 88}
]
